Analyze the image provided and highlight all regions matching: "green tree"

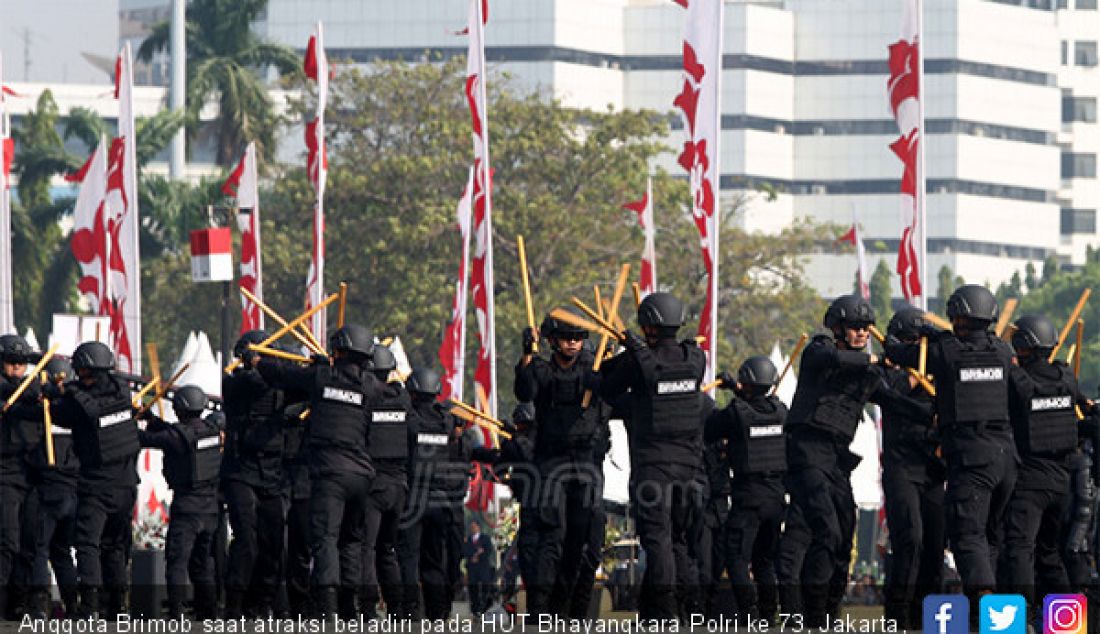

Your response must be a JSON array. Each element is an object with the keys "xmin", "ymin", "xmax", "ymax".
[
  {"xmin": 137, "ymin": 0, "xmax": 299, "ymax": 166},
  {"xmin": 1042, "ymin": 255, "xmax": 1060, "ymax": 283},
  {"xmin": 1025, "ymin": 261, "xmax": 1039, "ymax": 291},
  {"xmin": 868, "ymin": 259, "xmax": 893, "ymax": 324},
  {"xmin": 142, "ymin": 59, "xmax": 831, "ymax": 391},
  {"xmin": 1018, "ymin": 260, "xmax": 1100, "ymax": 391}
]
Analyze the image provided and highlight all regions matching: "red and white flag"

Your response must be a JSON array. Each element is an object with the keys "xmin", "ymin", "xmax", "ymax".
[
  {"xmin": 463, "ymin": 0, "xmax": 496, "ymax": 512},
  {"xmin": 106, "ymin": 44, "xmax": 141, "ymax": 373},
  {"xmin": 223, "ymin": 142, "xmax": 264, "ymax": 333},
  {"xmin": 438, "ymin": 169, "xmax": 474, "ymax": 404},
  {"xmin": 887, "ymin": 0, "xmax": 925, "ymax": 308},
  {"xmin": 0, "ymin": 50, "xmax": 13, "ymax": 334},
  {"xmin": 303, "ymin": 23, "xmax": 329, "ymax": 341},
  {"xmin": 838, "ymin": 223, "xmax": 870, "ymax": 300},
  {"xmin": 464, "ymin": 0, "xmax": 496, "ymax": 418},
  {"xmin": 623, "ymin": 177, "xmax": 657, "ymax": 298},
  {"xmin": 70, "ymin": 140, "xmax": 111, "ymax": 317},
  {"xmin": 674, "ymin": 0, "xmax": 723, "ymax": 385}
]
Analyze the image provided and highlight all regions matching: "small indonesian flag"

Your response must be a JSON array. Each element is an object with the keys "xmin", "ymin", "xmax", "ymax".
[{"xmin": 190, "ymin": 228, "xmax": 233, "ymax": 282}]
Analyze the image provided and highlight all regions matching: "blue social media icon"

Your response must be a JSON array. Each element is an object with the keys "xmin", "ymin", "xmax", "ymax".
[
  {"xmin": 924, "ymin": 594, "xmax": 969, "ymax": 634},
  {"xmin": 981, "ymin": 594, "xmax": 1027, "ymax": 634}
]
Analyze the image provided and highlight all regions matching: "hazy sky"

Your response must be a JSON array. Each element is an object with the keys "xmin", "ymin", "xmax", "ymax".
[{"xmin": 0, "ymin": 0, "xmax": 119, "ymax": 84}]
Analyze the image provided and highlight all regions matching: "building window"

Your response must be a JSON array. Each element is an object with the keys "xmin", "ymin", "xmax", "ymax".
[
  {"xmin": 1075, "ymin": 41, "xmax": 1099, "ymax": 66},
  {"xmin": 1063, "ymin": 95, "xmax": 1098, "ymax": 122},
  {"xmin": 1063, "ymin": 41, "xmax": 1070, "ymax": 65},
  {"xmin": 1078, "ymin": 0, "xmax": 1098, "ymax": 9},
  {"xmin": 1061, "ymin": 208, "xmax": 1097, "ymax": 234},
  {"xmin": 1062, "ymin": 153, "xmax": 1098, "ymax": 178},
  {"xmin": 1058, "ymin": 0, "xmax": 1069, "ymax": 7}
]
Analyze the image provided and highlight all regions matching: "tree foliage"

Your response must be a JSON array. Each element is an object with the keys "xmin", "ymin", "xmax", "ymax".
[{"xmin": 240, "ymin": 60, "xmax": 826, "ymax": 395}]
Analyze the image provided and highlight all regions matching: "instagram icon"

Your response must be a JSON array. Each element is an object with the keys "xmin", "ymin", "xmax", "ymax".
[{"xmin": 1044, "ymin": 595, "xmax": 1087, "ymax": 634}]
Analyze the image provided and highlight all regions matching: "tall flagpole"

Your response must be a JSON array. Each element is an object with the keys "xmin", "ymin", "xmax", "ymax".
[
  {"xmin": 0, "ymin": 50, "xmax": 13, "ymax": 334},
  {"xmin": 916, "ymin": 0, "xmax": 927, "ymax": 310}
]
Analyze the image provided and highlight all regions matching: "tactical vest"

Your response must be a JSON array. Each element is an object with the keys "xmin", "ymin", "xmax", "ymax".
[
  {"xmin": 0, "ymin": 375, "xmax": 40, "ymax": 458},
  {"xmin": 731, "ymin": 397, "xmax": 788, "ymax": 475},
  {"xmin": 941, "ymin": 336, "xmax": 1010, "ymax": 426},
  {"xmin": 536, "ymin": 362, "xmax": 600, "ymax": 458},
  {"xmin": 308, "ymin": 366, "xmax": 369, "ymax": 452},
  {"xmin": 226, "ymin": 374, "xmax": 285, "ymax": 458},
  {"xmin": 1019, "ymin": 364, "xmax": 1079, "ymax": 457},
  {"xmin": 33, "ymin": 424, "xmax": 79, "ymax": 474},
  {"xmin": 368, "ymin": 387, "xmax": 410, "ymax": 462},
  {"xmin": 804, "ymin": 368, "xmax": 871, "ymax": 444},
  {"xmin": 414, "ymin": 402, "xmax": 466, "ymax": 492},
  {"xmin": 72, "ymin": 378, "xmax": 140, "ymax": 467},
  {"xmin": 163, "ymin": 419, "xmax": 223, "ymax": 491},
  {"xmin": 632, "ymin": 342, "xmax": 705, "ymax": 438}
]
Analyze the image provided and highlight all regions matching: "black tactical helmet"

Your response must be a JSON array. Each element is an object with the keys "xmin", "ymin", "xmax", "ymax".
[
  {"xmin": 233, "ymin": 330, "xmax": 269, "ymax": 358},
  {"xmin": 45, "ymin": 357, "xmax": 73, "ymax": 383},
  {"xmin": 370, "ymin": 346, "xmax": 397, "ymax": 372},
  {"xmin": 1012, "ymin": 314, "xmax": 1059, "ymax": 351},
  {"xmin": 637, "ymin": 292, "xmax": 685, "ymax": 329},
  {"xmin": 71, "ymin": 341, "xmax": 115, "ymax": 372},
  {"xmin": 329, "ymin": 324, "xmax": 374, "ymax": 356},
  {"xmin": 738, "ymin": 355, "xmax": 779, "ymax": 387},
  {"xmin": 172, "ymin": 385, "xmax": 209, "ymax": 414},
  {"xmin": 887, "ymin": 307, "xmax": 926, "ymax": 341},
  {"xmin": 823, "ymin": 295, "xmax": 875, "ymax": 330},
  {"xmin": 512, "ymin": 402, "xmax": 535, "ymax": 425},
  {"xmin": 0, "ymin": 334, "xmax": 32, "ymax": 363},
  {"xmin": 946, "ymin": 284, "xmax": 998, "ymax": 323},
  {"xmin": 407, "ymin": 367, "xmax": 442, "ymax": 395},
  {"xmin": 539, "ymin": 307, "xmax": 588, "ymax": 340}
]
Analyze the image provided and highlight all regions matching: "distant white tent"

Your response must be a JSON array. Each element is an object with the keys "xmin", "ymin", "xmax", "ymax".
[
  {"xmin": 172, "ymin": 331, "xmax": 222, "ymax": 398},
  {"xmin": 23, "ymin": 328, "xmax": 38, "ymax": 351}
]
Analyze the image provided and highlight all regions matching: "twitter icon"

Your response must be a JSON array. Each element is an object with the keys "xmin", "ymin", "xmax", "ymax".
[{"xmin": 981, "ymin": 594, "xmax": 1027, "ymax": 634}]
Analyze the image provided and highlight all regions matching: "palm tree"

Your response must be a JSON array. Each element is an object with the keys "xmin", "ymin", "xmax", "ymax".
[{"xmin": 137, "ymin": 0, "xmax": 300, "ymax": 166}]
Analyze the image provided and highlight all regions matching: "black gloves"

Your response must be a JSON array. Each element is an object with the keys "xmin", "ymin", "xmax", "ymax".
[
  {"xmin": 522, "ymin": 328, "xmax": 538, "ymax": 355},
  {"xmin": 310, "ymin": 353, "xmax": 330, "ymax": 366},
  {"xmin": 41, "ymin": 382, "xmax": 64, "ymax": 401},
  {"xmin": 716, "ymin": 371, "xmax": 737, "ymax": 391},
  {"xmin": 501, "ymin": 419, "xmax": 518, "ymax": 437},
  {"xmin": 622, "ymin": 331, "xmax": 646, "ymax": 352}
]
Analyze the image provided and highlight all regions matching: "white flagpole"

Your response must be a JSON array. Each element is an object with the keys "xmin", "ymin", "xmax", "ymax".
[
  {"xmin": 0, "ymin": 50, "xmax": 12, "ymax": 334},
  {"xmin": 916, "ymin": 0, "xmax": 927, "ymax": 310}
]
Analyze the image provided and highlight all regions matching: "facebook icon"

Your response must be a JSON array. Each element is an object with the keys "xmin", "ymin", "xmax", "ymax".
[{"xmin": 923, "ymin": 595, "xmax": 969, "ymax": 634}]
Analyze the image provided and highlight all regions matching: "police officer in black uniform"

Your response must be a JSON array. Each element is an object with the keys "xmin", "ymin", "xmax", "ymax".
[
  {"xmin": 515, "ymin": 307, "xmax": 610, "ymax": 615},
  {"xmin": 707, "ymin": 356, "xmax": 787, "ymax": 624},
  {"xmin": 48, "ymin": 341, "xmax": 141, "ymax": 617},
  {"xmin": 785, "ymin": 295, "xmax": 928, "ymax": 628},
  {"xmin": 256, "ymin": 324, "xmax": 383, "ymax": 617},
  {"xmin": 281, "ymin": 399, "xmax": 313, "ymax": 617},
  {"xmin": 221, "ymin": 330, "xmax": 290, "ymax": 617},
  {"xmin": 0, "ymin": 334, "xmax": 42, "ymax": 619},
  {"xmin": 598, "ymin": 292, "xmax": 707, "ymax": 621},
  {"xmin": 885, "ymin": 284, "xmax": 1017, "ymax": 608},
  {"xmin": 1002, "ymin": 314, "xmax": 1092, "ymax": 616},
  {"xmin": 398, "ymin": 367, "xmax": 476, "ymax": 619},
  {"xmin": 491, "ymin": 403, "xmax": 539, "ymax": 611},
  {"xmin": 359, "ymin": 346, "xmax": 418, "ymax": 618},
  {"xmin": 27, "ymin": 357, "xmax": 78, "ymax": 619},
  {"xmin": 696, "ymin": 405, "xmax": 731, "ymax": 619},
  {"xmin": 878, "ymin": 307, "xmax": 945, "ymax": 630},
  {"xmin": 138, "ymin": 385, "xmax": 224, "ymax": 618},
  {"xmin": 1064, "ymin": 412, "xmax": 1099, "ymax": 603}
]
